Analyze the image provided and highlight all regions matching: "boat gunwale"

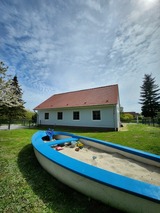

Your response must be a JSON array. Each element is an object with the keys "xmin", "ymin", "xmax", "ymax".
[{"xmin": 32, "ymin": 130, "xmax": 160, "ymax": 203}]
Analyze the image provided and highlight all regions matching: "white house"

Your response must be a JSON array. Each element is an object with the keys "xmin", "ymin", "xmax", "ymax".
[{"xmin": 34, "ymin": 84, "xmax": 121, "ymax": 131}]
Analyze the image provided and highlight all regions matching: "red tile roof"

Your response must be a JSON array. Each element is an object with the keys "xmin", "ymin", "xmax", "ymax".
[{"xmin": 34, "ymin": 84, "xmax": 119, "ymax": 110}]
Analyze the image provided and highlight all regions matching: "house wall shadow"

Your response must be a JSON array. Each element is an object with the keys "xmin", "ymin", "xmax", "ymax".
[{"xmin": 17, "ymin": 144, "xmax": 122, "ymax": 213}]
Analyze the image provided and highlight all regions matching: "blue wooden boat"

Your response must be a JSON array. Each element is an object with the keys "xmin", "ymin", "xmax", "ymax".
[{"xmin": 32, "ymin": 130, "xmax": 160, "ymax": 213}]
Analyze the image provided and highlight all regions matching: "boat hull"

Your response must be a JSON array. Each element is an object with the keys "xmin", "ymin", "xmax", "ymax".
[{"xmin": 32, "ymin": 130, "xmax": 160, "ymax": 213}]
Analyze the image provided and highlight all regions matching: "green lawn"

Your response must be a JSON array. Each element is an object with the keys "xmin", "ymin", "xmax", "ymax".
[
  {"xmin": 0, "ymin": 124, "xmax": 159, "ymax": 213},
  {"xmin": 78, "ymin": 124, "xmax": 160, "ymax": 155}
]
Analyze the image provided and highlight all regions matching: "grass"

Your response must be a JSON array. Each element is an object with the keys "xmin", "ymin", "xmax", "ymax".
[
  {"xmin": 0, "ymin": 124, "xmax": 160, "ymax": 213},
  {"xmin": 78, "ymin": 124, "xmax": 160, "ymax": 155}
]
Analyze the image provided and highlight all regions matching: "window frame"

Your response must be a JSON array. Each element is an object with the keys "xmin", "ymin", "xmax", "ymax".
[
  {"xmin": 92, "ymin": 110, "xmax": 101, "ymax": 120},
  {"xmin": 73, "ymin": 111, "xmax": 80, "ymax": 120},
  {"xmin": 44, "ymin": 112, "xmax": 49, "ymax": 120},
  {"xmin": 57, "ymin": 112, "xmax": 63, "ymax": 120}
]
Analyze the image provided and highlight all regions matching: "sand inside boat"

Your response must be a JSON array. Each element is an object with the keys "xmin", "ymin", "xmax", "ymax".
[{"xmin": 58, "ymin": 145, "xmax": 160, "ymax": 186}]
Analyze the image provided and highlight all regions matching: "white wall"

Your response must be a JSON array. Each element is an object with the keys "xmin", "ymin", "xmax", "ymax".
[
  {"xmin": 37, "ymin": 105, "xmax": 119, "ymax": 129},
  {"xmin": 114, "ymin": 104, "xmax": 120, "ymax": 129}
]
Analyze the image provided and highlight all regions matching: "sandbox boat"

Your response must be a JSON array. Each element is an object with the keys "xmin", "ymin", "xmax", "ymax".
[{"xmin": 32, "ymin": 130, "xmax": 160, "ymax": 213}]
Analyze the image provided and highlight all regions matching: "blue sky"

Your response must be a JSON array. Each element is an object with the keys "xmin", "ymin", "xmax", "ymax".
[{"xmin": 0, "ymin": 0, "xmax": 160, "ymax": 113}]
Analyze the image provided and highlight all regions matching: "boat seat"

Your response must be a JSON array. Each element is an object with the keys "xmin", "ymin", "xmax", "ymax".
[{"xmin": 46, "ymin": 137, "xmax": 78, "ymax": 146}]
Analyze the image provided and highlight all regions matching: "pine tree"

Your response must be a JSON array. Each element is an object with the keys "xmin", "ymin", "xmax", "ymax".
[{"xmin": 139, "ymin": 74, "xmax": 160, "ymax": 124}]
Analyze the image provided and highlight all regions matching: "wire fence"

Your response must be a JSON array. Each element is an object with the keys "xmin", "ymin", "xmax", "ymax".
[{"xmin": 0, "ymin": 119, "xmax": 36, "ymax": 128}]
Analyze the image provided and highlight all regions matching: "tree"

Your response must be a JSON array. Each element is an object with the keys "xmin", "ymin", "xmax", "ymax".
[
  {"xmin": 25, "ymin": 109, "xmax": 35, "ymax": 120},
  {"xmin": 0, "ymin": 62, "xmax": 19, "ymax": 108},
  {"xmin": 24, "ymin": 110, "xmax": 37, "ymax": 125},
  {"xmin": 120, "ymin": 113, "xmax": 134, "ymax": 122},
  {"xmin": 0, "ymin": 61, "xmax": 11, "ymax": 105},
  {"xmin": 32, "ymin": 112, "xmax": 37, "ymax": 124},
  {"xmin": 139, "ymin": 74, "xmax": 160, "ymax": 124},
  {"xmin": 0, "ymin": 62, "xmax": 26, "ymax": 129}
]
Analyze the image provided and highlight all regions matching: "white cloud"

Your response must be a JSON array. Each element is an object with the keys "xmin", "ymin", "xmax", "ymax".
[{"xmin": 0, "ymin": 0, "xmax": 159, "ymax": 112}]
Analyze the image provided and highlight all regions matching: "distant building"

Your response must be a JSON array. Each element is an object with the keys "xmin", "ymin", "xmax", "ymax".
[{"xmin": 34, "ymin": 84, "xmax": 121, "ymax": 131}]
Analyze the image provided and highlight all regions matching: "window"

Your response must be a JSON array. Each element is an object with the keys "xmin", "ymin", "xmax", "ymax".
[
  {"xmin": 92, "ymin": 110, "xmax": 101, "ymax": 120},
  {"xmin": 73, "ymin": 111, "xmax": 79, "ymax": 120},
  {"xmin": 44, "ymin": 112, "xmax": 49, "ymax": 119},
  {"xmin": 57, "ymin": 112, "xmax": 63, "ymax": 120}
]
